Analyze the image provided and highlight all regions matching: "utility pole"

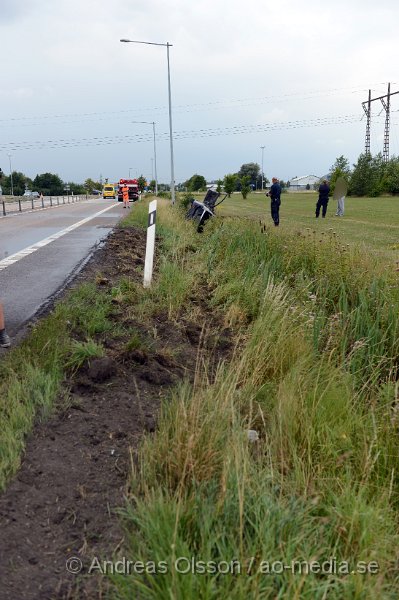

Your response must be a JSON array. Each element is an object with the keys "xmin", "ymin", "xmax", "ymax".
[
  {"xmin": 362, "ymin": 84, "xmax": 399, "ymax": 160},
  {"xmin": 381, "ymin": 82, "xmax": 391, "ymax": 163},
  {"xmin": 7, "ymin": 154, "xmax": 14, "ymax": 196},
  {"xmin": 152, "ymin": 122, "xmax": 158, "ymax": 196},
  {"xmin": 260, "ymin": 146, "xmax": 265, "ymax": 191},
  {"xmin": 362, "ymin": 90, "xmax": 371, "ymax": 156}
]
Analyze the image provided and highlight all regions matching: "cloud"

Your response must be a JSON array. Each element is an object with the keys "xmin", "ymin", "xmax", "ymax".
[{"xmin": 0, "ymin": 0, "xmax": 398, "ymax": 182}]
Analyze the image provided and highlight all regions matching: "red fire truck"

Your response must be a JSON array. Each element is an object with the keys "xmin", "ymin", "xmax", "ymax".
[{"xmin": 117, "ymin": 178, "xmax": 139, "ymax": 202}]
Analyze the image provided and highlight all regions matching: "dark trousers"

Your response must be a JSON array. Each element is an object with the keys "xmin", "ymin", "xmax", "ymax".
[
  {"xmin": 316, "ymin": 198, "xmax": 328, "ymax": 218},
  {"xmin": 271, "ymin": 199, "xmax": 280, "ymax": 226}
]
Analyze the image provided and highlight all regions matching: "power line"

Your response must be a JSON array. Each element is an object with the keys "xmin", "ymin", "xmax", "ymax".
[
  {"xmin": 0, "ymin": 113, "xmax": 363, "ymax": 153},
  {"xmin": 0, "ymin": 82, "xmax": 387, "ymax": 128}
]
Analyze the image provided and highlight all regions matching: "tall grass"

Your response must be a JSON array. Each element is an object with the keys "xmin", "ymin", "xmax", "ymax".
[
  {"xmin": 206, "ymin": 220, "xmax": 399, "ymax": 388},
  {"xmin": 114, "ymin": 211, "xmax": 399, "ymax": 598}
]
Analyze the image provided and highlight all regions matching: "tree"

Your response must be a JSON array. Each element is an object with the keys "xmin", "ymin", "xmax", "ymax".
[
  {"xmin": 329, "ymin": 155, "xmax": 351, "ymax": 195},
  {"xmin": 216, "ymin": 179, "xmax": 223, "ymax": 193},
  {"xmin": 223, "ymin": 174, "xmax": 238, "ymax": 197},
  {"xmin": 256, "ymin": 173, "xmax": 270, "ymax": 190},
  {"xmin": 149, "ymin": 179, "xmax": 156, "ymax": 191},
  {"xmin": 349, "ymin": 153, "xmax": 385, "ymax": 197},
  {"xmin": 84, "ymin": 178, "xmax": 97, "ymax": 193},
  {"xmin": 238, "ymin": 163, "xmax": 260, "ymax": 189},
  {"xmin": 0, "ymin": 170, "xmax": 33, "ymax": 195},
  {"xmin": 348, "ymin": 154, "xmax": 372, "ymax": 196},
  {"xmin": 240, "ymin": 175, "xmax": 251, "ymax": 199},
  {"xmin": 3, "ymin": 171, "xmax": 31, "ymax": 196},
  {"xmin": 184, "ymin": 174, "xmax": 207, "ymax": 192},
  {"xmin": 137, "ymin": 175, "xmax": 147, "ymax": 193},
  {"xmin": 33, "ymin": 173, "xmax": 64, "ymax": 195},
  {"xmin": 381, "ymin": 156, "xmax": 399, "ymax": 194},
  {"xmin": 68, "ymin": 182, "xmax": 86, "ymax": 194}
]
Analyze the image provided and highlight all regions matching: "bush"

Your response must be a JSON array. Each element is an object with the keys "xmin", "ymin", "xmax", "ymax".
[{"xmin": 179, "ymin": 192, "xmax": 195, "ymax": 210}]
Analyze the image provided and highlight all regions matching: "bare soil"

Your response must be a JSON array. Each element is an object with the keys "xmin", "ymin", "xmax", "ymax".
[{"xmin": 0, "ymin": 226, "xmax": 233, "ymax": 599}]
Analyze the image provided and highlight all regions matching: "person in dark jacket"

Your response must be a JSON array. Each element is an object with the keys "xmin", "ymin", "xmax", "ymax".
[
  {"xmin": 316, "ymin": 180, "xmax": 330, "ymax": 218},
  {"xmin": 266, "ymin": 177, "xmax": 281, "ymax": 226}
]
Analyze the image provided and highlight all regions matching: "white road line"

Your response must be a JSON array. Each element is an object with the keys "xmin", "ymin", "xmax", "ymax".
[{"xmin": 0, "ymin": 204, "xmax": 118, "ymax": 272}]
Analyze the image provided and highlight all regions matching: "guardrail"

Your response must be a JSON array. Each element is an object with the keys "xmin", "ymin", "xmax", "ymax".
[{"xmin": 0, "ymin": 194, "xmax": 100, "ymax": 217}]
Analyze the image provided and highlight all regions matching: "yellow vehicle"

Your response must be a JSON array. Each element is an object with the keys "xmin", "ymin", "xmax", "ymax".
[{"xmin": 103, "ymin": 184, "xmax": 116, "ymax": 199}]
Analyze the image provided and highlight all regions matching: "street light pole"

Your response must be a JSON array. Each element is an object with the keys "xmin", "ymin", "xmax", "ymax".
[
  {"xmin": 165, "ymin": 43, "xmax": 175, "ymax": 204},
  {"xmin": 121, "ymin": 38, "xmax": 175, "ymax": 204},
  {"xmin": 152, "ymin": 121, "xmax": 158, "ymax": 196},
  {"xmin": 260, "ymin": 146, "xmax": 265, "ymax": 191},
  {"xmin": 131, "ymin": 120, "xmax": 158, "ymax": 196},
  {"xmin": 7, "ymin": 153, "xmax": 14, "ymax": 197}
]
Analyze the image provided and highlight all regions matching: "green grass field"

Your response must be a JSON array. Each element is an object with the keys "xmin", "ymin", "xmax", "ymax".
[{"xmin": 218, "ymin": 192, "xmax": 399, "ymax": 261}]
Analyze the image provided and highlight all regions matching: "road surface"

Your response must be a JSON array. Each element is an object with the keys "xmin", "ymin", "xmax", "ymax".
[{"xmin": 0, "ymin": 197, "xmax": 125, "ymax": 337}]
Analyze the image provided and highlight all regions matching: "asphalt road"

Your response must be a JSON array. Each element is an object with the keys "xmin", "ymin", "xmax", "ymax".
[{"xmin": 0, "ymin": 197, "xmax": 124, "ymax": 337}]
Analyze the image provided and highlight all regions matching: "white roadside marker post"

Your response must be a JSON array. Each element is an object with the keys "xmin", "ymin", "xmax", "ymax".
[{"xmin": 143, "ymin": 199, "xmax": 157, "ymax": 288}]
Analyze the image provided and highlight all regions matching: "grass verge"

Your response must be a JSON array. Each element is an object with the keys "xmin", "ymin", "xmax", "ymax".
[
  {"xmin": 0, "ymin": 282, "xmax": 116, "ymax": 490},
  {"xmin": 112, "ymin": 204, "xmax": 399, "ymax": 598},
  {"xmin": 0, "ymin": 203, "xmax": 199, "ymax": 492}
]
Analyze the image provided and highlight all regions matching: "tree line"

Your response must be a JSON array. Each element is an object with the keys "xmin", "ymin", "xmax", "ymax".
[
  {"xmin": 0, "ymin": 168, "xmax": 173, "ymax": 197},
  {"xmin": 3, "ymin": 152, "xmax": 398, "ymax": 199},
  {"xmin": 0, "ymin": 170, "xmax": 106, "ymax": 196},
  {"xmin": 332, "ymin": 153, "xmax": 399, "ymax": 197},
  {"xmin": 184, "ymin": 163, "xmax": 271, "ymax": 199},
  {"xmin": 184, "ymin": 152, "xmax": 399, "ymax": 200}
]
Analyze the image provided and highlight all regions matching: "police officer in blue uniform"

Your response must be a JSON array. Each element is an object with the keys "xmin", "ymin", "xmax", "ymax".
[
  {"xmin": 267, "ymin": 177, "xmax": 281, "ymax": 226},
  {"xmin": 316, "ymin": 179, "xmax": 330, "ymax": 218}
]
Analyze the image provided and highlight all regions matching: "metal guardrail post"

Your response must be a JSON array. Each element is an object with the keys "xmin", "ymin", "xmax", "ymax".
[
  {"xmin": 18, "ymin": 199, "xmax": 21, "ymax": 212},
  {"xmin": 63, "ymin": 196, "xmax": 65, "ymax": 204},
  {"xmin": 50, "ymin": 196, "xmax": 53, "ymax": 207},
  {"xmin": 57, "ymin": 197, "xmax": 59, "ymax": 205},
  {"xmin": 31, "ymin": 198, "xmax": 34, "ymax": 209},
  {"xmin": 2, "ymin": 201, "xmax": 5, "ymax": 216}
]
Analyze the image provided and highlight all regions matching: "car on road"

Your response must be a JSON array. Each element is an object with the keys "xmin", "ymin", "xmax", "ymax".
[
  {"xmin": 23, "ymin": 191, "xmax": 40, "ymax": 198},
  {"xmin": 103, "ymin": 184, "xmax": 116, "ymax": 199}
]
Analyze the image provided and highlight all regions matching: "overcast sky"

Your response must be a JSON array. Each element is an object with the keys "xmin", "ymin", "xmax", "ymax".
[{"xmin": 1, "ymin": 0, "xmax": 398, "ymax": 185}]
